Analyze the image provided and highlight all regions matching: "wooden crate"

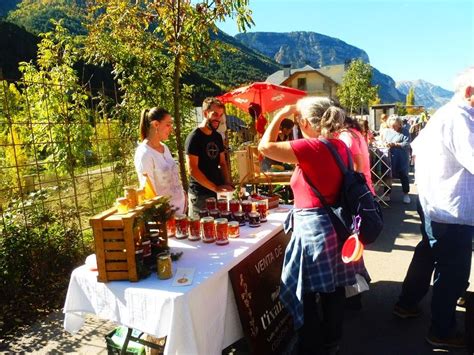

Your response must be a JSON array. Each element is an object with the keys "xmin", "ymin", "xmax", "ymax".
[{"xmin": 90, "ymin": 197, "xmax": 160, "ymax": 282}]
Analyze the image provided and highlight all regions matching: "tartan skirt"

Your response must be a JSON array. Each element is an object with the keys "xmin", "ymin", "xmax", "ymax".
[{"xmin": 279, "ymin": 207, "xmax": 369, "ymax": 330}]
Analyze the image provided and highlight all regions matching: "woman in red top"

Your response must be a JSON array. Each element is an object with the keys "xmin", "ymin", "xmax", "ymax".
[{"xmin": 259, "ymin": 97, "xmax": 368, "ymax": 354}]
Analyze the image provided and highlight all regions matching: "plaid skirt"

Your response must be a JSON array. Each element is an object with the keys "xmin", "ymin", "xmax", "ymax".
[{"xmin": 280, "ymin": 207, "xmax": 369, "ymax": 330}]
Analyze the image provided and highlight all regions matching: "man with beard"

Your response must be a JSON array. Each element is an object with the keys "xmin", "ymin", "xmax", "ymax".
[{"xmin": 185, "ymin": 97, "xmax": 234, "ymax": 217}]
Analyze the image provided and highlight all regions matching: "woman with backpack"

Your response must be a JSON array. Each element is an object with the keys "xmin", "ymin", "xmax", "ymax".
[{"xmin": 258, "ymin": 97, "xmax": 369, "ymax": 354}]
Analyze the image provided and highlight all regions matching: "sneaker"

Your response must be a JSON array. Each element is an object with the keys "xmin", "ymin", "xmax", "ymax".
[
  {"xmin": 425, "ymin": 332, "xmax": 465, "ymax": 349},
  {"xmin": 403, "ymin": 194, "xmax": 411, "ymax": 204},
  {"xmin": 392, "ymin": 303, "xmax": 422, "ymax": 319}
]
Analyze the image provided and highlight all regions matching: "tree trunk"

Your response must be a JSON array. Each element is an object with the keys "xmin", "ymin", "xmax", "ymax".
[{"xmin": 173, "ymin": 53, "xmax": 188, "ymax": 191}]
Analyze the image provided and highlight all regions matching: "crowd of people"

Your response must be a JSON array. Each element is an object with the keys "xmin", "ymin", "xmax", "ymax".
[{"xmin": 132, "ymin": 66, "xmax": 474, "ymax": 353}]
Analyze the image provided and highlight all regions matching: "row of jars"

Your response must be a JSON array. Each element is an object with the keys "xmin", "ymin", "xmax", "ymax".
[{"xmin": 204, "ymin": 197, "xmax": 268, "ymax": 217}]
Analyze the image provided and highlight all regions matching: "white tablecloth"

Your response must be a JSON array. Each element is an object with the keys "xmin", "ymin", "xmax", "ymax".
[{"xmin": 63, "ymin": 207, "xmax": 291, "ymax": 355}]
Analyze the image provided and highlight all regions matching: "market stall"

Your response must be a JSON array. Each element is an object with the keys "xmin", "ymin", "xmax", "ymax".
[{"xmin": 63, "ymin": 207, "xmax": 291, "ymax": 355}]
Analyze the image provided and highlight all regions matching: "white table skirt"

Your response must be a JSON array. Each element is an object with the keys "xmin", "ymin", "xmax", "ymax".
[{"xmin": 63, "ymin": 207, "xmax": 291, "ymax": 355}]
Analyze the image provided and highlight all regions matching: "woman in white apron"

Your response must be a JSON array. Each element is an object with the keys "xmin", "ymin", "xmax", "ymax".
[{"xmin": 134, "ymin": 107, "xmax": 186, "ymax": 214}]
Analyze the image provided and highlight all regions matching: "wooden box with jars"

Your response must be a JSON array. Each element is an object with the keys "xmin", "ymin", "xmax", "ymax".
[{"xmin": 90, "ymin": 195, "xmax": 172, "ymax": 283}]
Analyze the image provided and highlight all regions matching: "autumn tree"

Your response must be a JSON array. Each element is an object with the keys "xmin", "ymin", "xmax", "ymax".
[
  {"xmin": 337, "ymin": 59, "xmax": 378, "ymax": 115},
  {"xmin": 85, "ymin": 0, "xmax": 254, "ymax": 189},
  {"xmin": 405, "ymin": 86, "xmax": 417, "ymax": 114}
]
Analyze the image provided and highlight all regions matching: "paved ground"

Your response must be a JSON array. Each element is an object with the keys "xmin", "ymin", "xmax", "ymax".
[{"xmin": 2, "ymin": 178, "xmax": 473, "ymax": 354}]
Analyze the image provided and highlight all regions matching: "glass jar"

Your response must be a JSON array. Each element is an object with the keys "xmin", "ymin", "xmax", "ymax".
[
  {"xmin": 215, "ymin": 218, "xmax": 229, "ymax": 245},
  {"xmin": 248, "ymin": 211, "xmax": 261, "ymax": 228},
  {"xmin": 157, "ymin": 252, "xmax": 173, "ymax": 280},
  {"xmin": 124, "ymin": 186, "xmax": 138, "ymax": 209},
  {"xmin": 220, "ymin": 210, "xmax": 232, "ymax": 221},
  {"xmin": 198, "ymin": 208, "xmax": 209, "ymax": 218},
  {"xmin": 241, "ymin": 200, "xmax": 252, "ymax": 219},
  {"xmin": 233, "ymin": 211, "xmax": 246, "ymax": 226},
  {"xmin": 217, "ymin": 198, "xmax": 228, "ymax": 212},
  {"xmin": 229, "ymin": 199, "xmax": 241, "ymax": 214},
  {"xmin": 175, "ymin": 214, "xmax": 189, "ymax": 239},
  {"xmin": 205, "ymin": 197, "xmax": 217, "ymax": 211},
  {"xmin": 209, "ymin": 209, "xmax": 220, "ymax": 219},
  {"xmin": 188, "ymin": 216, "xmax": 201, "ymax": 241},
  {"xmin": 201, "ymin": 216, "xmax": 216, "ymax": 243},
  {"xmin": 166, "ymin": 216, "xmax": 176, "ymax": 238},
  {"xmin": 228, "ymin": 221, "xmax": 240, "ymax": 238},
  {"xmin": 256, "ymin": 200, "xmax": 268, "ymax": 223},
  {"xmin": 116, "ymin": 197, "xmax": 129, "ymax": 214}
]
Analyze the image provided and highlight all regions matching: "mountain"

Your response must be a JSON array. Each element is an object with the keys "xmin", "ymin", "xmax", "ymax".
[
  {"xmin": 234, "ymin": 31, "xmax": 406, "ymax": 103},
  {"xmin": 396, "ymin": 80, "xmax": 453, "ymax": 109}
]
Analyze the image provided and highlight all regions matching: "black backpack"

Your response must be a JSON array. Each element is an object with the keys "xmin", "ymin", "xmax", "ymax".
[{"xmin": 303, "ymin": 138, "xmax": 384, "ymax": 245}]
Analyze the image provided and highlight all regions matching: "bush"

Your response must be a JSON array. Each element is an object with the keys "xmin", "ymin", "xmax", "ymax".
[{"xmin": 0, "ymin": 193, "xmax": 92, "ymax": 337}]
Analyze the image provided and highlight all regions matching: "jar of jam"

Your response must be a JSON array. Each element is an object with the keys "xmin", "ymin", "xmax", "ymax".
[
  {"xmin": 248, "ymin": 211, "xmax": 261, "ymax": 228},
  {"xmin": 198, "ymin": 208, "xmax": 209, "ymax": 218},
  {"xmin": 124, "ymin": 186, "xmax": 138, "ymax": 209},
  {"xmin": 215, "ymin": 218, "xmax": 229, "ymax": 245},
  {"xmin": 166, "ymin": 216, "xmax": 176, "ymax": 238},
  {"xmin": 175, "ymin": 214, "xmax": 189, "ymax": 239},
  {"xmin": 205, "ymin": 197, "xmax": 217, "ymax": 211},
  {"xmin": 256, "ymin": 200, "xmax": 268, "ymax": 223},
  {"xmin": 220, "ymin": 210, "xmax": 232, "ymax": 221},
  {"xmin": 228, "ymin": 221, "xmax": 240, "ymax": 238},
  {"xmin": 229, "ymin": 199, "xmax": 241, "ymax": 214},
  {"xmin": 233, "ymin": 211, "xmax": 246, "ymax": 226},
  {"xmin": 217, "ymin": 198, "xmax": 228, "ymax": 212},
  {"xmin": 209, "ymin": 209, "xmax": 220, "ymax": 219},
  {"xmin": 157, "ymin": 252, "xmax": 173, "ymax": 280},
  {"xmin": 201, "ymin": 216, "xmax": 216, "ymax": 243},
  {"xmin": 188, "ymin": 216, "xmax": 201, "ymax": 241},
  {"xmin": 241, "ymin": 200, "xmax": 253, "ymax": 219}
]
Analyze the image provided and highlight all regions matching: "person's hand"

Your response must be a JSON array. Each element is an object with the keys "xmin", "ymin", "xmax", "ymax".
[
  {"xmin": 276, "ymin": 104, "xmax": 297, "ymax": 118},
  {"xmin": 216, "ymin": 185, "xmax": 234, "ymax": 192}
]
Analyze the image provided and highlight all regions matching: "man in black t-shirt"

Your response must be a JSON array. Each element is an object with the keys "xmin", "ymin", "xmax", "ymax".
[{"xmin": 185, "ymin": 97, "xmax": 233, "ymax": 216}]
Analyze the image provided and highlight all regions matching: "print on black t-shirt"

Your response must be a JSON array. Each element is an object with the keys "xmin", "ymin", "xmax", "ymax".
[{"xmin": 185, "ymin": 128, "xmax": 224, "ymax": 195}]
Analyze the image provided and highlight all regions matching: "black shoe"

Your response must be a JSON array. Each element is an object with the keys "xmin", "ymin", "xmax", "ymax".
[
  {"xmin": 425, "ymin": 332, "xmax": 466, "ymax": 349},
  {"xmin": 392, "ymin": 303, "xmax": 421, "ymax": 319}
]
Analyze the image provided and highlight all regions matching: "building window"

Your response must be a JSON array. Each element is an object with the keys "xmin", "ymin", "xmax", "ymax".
[{"xmin": 297, "ymin": 78, "xmax": 307, "ymax": 91}]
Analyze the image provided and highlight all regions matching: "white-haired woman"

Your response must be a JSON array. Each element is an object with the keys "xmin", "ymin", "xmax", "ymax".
[
  {"xmin": 258, "ymin": 97, "xmax": 368, "ymax": 354},
  {"xmin": 384, "ymin": 115, "xmax": 411, "ymax": 204}
]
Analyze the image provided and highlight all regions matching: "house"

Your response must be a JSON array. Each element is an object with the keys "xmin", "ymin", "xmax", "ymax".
[{"xmin": 266, "ymin": 64, "xmax": 339, "ymax": 98}]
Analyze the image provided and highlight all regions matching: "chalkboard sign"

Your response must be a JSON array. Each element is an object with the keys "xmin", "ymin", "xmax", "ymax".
[{"xmin": 229, "ymin": 230, "xmax": 295, "ymax": 354}]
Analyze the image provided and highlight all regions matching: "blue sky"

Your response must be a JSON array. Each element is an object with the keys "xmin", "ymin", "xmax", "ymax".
[{"xmin": 219, "ymin": 0, "xmax": 474, "ymax": 90}]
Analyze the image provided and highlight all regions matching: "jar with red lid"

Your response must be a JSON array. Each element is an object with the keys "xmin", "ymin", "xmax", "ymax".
[
  {"xmin": 166, "ymin": 216, "xmax": 176, "ymax": 238},
  {"xmin": 188, "ymin": 216, "xmax": 201, "ymax": 241},
  {"xmin": 241, "ymin": 200, "xmax": 252, "ymax": 219},
  {"xmin": 217, "ymin": 198, "xmax": 228, "ymax": 212},
  {"xmin": 198, "ymin": 208, "xmax": 209, "ymax": 218},
  {"xmin": 215, "ymin": 218, "xmax": 229, "ymax": 245},
  {"xmin": 205, "ymin": 197, "xmax": 217, "ymax": 211},
  {"xmin": 228, "ymin": 221, "xmax": 240, "ymax": 238},
  {"xmin": 201, "ymin": 217, "xmax": 216, "ymax": 243},
  {"xmin": 256, "ymin": 200, "xmax": 268, "ymax": 223},
  {"xmin": 175, "ymin": 214, "xmax": 189, "ymax": 239},
  {"xmin": 248, "ymin": 211, "xmax": 261, "ymax": 227},
  {"xmin": 233, "ymin": 211, "xmax": 246, "ymax": 226},
  {"xmin": 229, "ymin": 199, "xmax": 241, "ymax": 214},
  {"xmin": 209, "ymin": 209, "xmax": 220, "ymax": 219}
]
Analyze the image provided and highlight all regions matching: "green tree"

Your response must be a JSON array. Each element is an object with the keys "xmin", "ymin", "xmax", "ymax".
[
  {"xmin": 85, "ymin": 0, "xmax": 253, "ymax": 189},
  {"xmin": 337, "ymin": 59, "xmax": 378, "ymax": 115},
  {"xmin": 406, "ymin": 87, "xmax": 415, "ymax": 106}
]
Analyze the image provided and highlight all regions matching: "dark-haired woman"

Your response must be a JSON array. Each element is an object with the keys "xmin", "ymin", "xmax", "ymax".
[{"xmin": 134, "ymin": 107, "xmax": 186, "ymax": 213}]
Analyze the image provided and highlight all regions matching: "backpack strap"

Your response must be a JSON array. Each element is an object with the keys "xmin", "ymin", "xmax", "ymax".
[{"xmin": 319, "ymin": 138, "xmax": 353, "ymax": 173}]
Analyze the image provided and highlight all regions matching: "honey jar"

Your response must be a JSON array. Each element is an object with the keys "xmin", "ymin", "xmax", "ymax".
[
  {"xmin": 228, "ymin": 221, "xmax": 240, "ymax": 238},
  {"xmin": 201, "ymin": 216, "xmax": 216, "ymax": 243},
  {"xmin": 124, "ymin": 186, "xmax": 138, "ymax": 209},
  {"xmin": 175, "ymin": 214, "xmax": 189, "ymax": 239},
  {"xmin": 215, "ymin": 218, "xmax": 229, "ymax": 245},
  {"xmin": 188, "ymin": 216, "xmax": 201, "ymax": 241},
  {"xmin": 116, "ymin": 197, "xmax": 129, "ymax": 214},
  {"xmin": 157, "ymin": 252, "xmax": 172, "ymax": 280}
]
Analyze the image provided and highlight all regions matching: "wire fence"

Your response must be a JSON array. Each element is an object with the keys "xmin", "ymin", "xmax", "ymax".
[{"xmin": 0, "ymin": 75, "xmax": 137, "ymax": 244}]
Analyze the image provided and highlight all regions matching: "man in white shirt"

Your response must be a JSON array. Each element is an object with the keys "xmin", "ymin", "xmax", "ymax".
[{"xmin": 392, "ymin": 67, "xmax": 474, "ymax": 349}]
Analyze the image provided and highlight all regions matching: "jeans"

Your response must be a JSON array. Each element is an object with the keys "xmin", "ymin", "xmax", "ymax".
[
  {"xmin": 187, "ymin": 190, "xmax": 215, "ymax": 218},
  {"xmin": 398, "ymin": 199, "xmax": 473, "ymax": 337}
]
